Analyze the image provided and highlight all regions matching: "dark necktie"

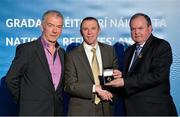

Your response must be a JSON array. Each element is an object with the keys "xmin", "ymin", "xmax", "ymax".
[
  {"xmin": 129, "ymin": 45, "xmax": 142, "ymax": 70},
  {"xmin": 132, "ymin": 44, "xmax": 141, "ymax": 64}
]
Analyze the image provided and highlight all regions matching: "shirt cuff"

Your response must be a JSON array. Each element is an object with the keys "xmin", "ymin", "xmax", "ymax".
[{"xmin": 92, "ymin": 85, "xmax": 96, "ymax": 93}]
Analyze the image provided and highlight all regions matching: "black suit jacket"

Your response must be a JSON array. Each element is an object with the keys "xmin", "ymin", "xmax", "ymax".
[
  {"xmin": 5, "ymin": 38, "xmax": 65, "ymax": 116},
  {"xmin": 123, "ymin": 34, "xmax": 177, "ymax": 115},
  {"xmin": 64, "ymin": 42, "xmax": 119, "ymax": 116}
]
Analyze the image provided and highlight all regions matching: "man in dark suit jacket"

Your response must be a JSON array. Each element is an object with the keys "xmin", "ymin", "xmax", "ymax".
[
  {"xmin": 105, "ymin": 13, "xmax": 177, "ymax": 116},
  {"xmin": 5, "ymin": 10, "xmax": 65, "ymax": 116},
  {"xmin": 64, "ymin": 17, "xmax": 122, "ymax": 116}
]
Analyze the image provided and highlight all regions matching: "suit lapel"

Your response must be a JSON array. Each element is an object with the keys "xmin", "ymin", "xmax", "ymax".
[
  {"xmin": 78, "ymin": 44, "xmax": 95, "ymax": 83},
  {"xmin": 128, "ymin": 34, "xmax": 154, "ymax": 74},
  {"xmin": 56, "ymin": 48, "xmax": 65, "ymax": 90},
  {"xmin": 124, "ymin": 45, "xmax": 135, "ymax": 75},
  {"xmin": 35, "ymin": 38, "xmax": 52, "ymax": 82},
  {"xmin": 127, "ymin": 44, "xmax": 139, "ymax": 74},
  {"xmin": 99, "ymin": 43, "xmax": 105, "ymax": 70}
]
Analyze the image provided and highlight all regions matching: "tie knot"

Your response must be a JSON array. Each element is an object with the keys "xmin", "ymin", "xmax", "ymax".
[
  {"xmin": 136, "ymin": 44, "xmax": 141, "ymax": 51},
  {"xmin": 91, "ymin": 48, "xmax": 96, "ymax": 53}
]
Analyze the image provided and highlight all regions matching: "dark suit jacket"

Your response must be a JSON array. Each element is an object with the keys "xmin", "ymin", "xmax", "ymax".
[
  {"xmin": 123, "ymin": 34, "xmax": 177, "ymax": 115},
  {"xmin": 64, "ymin": 42, "xmax": 119, "ymax": 116},
  {"xmin": 5, "ymin": 38, "xmax": 65, "ymax": 116}
]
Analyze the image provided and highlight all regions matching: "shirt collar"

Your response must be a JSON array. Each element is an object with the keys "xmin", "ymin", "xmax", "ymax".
[
  {"xmin": 83, "ymin": 41, "xmax": 99, "ymax": 52},
  {"xmin": 137, "ymin": 42, "xmax": 145, "ymax": 48},
  {"xmin": 41, "ymin": 36, "xmax": 60, "ymax": 50}
]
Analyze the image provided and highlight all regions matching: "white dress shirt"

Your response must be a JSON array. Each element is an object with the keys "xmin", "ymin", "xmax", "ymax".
[{"xmin": 83, "ymin": 42, "xmax": 102, "ymax": 92}]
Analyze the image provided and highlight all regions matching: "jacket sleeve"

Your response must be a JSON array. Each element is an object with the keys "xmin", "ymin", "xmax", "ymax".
[
  {"xmin": 5, "ymin": 44, "xmax": 28, "ymax": 103},
  {"xmin": 64, "ymin": 52, "xmax": 93, "ymax": 99}
]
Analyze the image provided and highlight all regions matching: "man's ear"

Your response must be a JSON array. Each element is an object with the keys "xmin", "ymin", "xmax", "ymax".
[
  {"xmin": 98, "ymin": 28, "xmax": 101, "ymax": 35},
  {"xmin": 80, "ymin": 29, "xmax": 83, "ymax": 36},
  {"xmin": 148, "ymin": 25, "xmax": 153, "ymax": 32}
]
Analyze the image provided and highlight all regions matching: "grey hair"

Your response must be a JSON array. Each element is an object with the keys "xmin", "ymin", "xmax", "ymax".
[{"xmin": 42, "ymin": 10, "xmax": 64, "ymax": 22}]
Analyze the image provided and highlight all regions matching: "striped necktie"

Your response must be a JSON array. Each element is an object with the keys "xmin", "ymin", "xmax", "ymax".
[
  {"xmin": 129, "ymin": 44, "xmax": 142, "ymax": 70},
  {"xmin": 132, "ymin": 44, "xmax": 141, "ymax": 64}
]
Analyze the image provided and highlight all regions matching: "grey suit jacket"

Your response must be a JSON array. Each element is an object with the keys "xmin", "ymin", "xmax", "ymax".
[
  {"xmin": 64, "ymin": 42, "xmax": 119, "ymax": 116},
  {"xmin": 5, "ymin": 38, "xmax": 65, "ymax": 115}
]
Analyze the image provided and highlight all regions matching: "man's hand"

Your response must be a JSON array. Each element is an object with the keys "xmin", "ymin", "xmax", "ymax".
[
  {"xmin": 113, "ymin": 69, "xmax": 122, "ymax": 79},
  {"xmin": 105, "ymin": 69, "xmax": 124, "ymax": 87},
  {"xmin": 95, "ymin": 85, "xmax": 113, "ymax": 101},
  {"xmin": 105, "ymin": 77, "xmax": 124, "ymax": 87}
]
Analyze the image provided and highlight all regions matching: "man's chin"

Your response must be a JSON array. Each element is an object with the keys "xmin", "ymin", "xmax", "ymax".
[{"xmin": 50, "ymin": 40, "xmax": 57, "ymax": 43}]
